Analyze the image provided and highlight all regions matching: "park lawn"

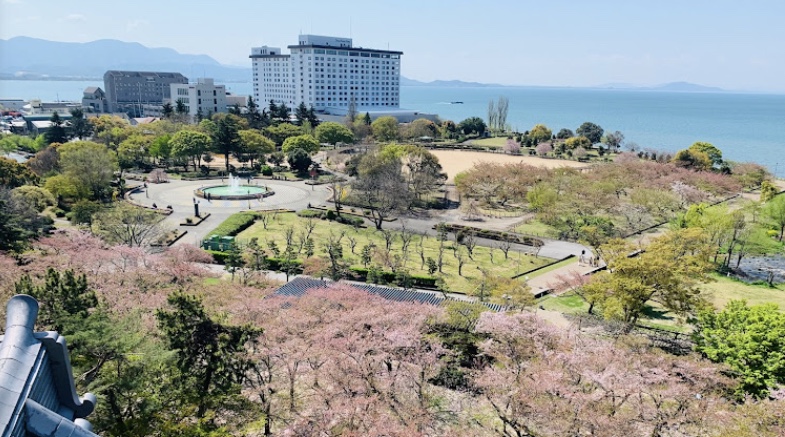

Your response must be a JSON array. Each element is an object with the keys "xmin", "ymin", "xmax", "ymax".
[
  {"xmin": 539, "ymin": 292, "xmax": 587, "ymax": 314},
  {"xmin": 471, "ymin": 137, "xmax": 509, "ymax": 148},
  {"xmin": 512, "ymin": 219, "xmax": 557, "ymax": 238},
  {"xmin": 235, "ymin": 212, "xmax": 552, "ymax": 294},
  {"xmin": 701, "ymin": 273, "xmax": 785, "ymax": 310},
  {"xmin": 539, "ymin": 292, "xmax": 689, "ymax": 333}
]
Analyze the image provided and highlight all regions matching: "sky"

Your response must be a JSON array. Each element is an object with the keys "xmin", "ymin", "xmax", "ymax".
[{"xmin": 2, "ymin": 0, "xmax": 784, "ymax": 92}]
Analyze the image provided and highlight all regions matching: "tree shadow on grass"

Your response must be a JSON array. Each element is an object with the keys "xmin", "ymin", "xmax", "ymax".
[{"xmin": 641, "ymin": 305, "xmax": 675, "ymax": 322}]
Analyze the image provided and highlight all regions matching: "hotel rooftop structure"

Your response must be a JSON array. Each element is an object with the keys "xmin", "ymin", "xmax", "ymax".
[{"xmin": 250, "ymin": 35, "xmax": 402, "ymax": 112}]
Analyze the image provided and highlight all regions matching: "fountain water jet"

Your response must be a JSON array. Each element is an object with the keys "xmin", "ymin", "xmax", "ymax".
[{"xmin": 196, "ymin": 174, "xmax": 272, "ymax": 200}]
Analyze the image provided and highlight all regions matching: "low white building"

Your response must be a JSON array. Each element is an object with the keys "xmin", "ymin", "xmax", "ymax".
[
  {"xmin": 169, "ymin": 78, "xmax": 227, "ymax": 121},
  {"xmin": 250, "ymin": 35, "xmax": 402, "ymax": 112}
]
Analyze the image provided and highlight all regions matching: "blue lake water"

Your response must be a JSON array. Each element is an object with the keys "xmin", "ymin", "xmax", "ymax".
[{"xmin": 3, "ymin": 79, "xmax": 785, "ymax": 175}]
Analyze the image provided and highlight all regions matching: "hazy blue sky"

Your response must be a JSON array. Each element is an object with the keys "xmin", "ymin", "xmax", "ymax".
[{"xmin": 2, "ymin": 0, "xmax": 784, "ymax": 91}]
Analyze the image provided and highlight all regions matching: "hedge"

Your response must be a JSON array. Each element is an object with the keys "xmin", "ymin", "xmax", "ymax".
[
  {"xmin": 296, "ymin": 209, "xmax": 365, "ymax": 227},
  {"xmin": 207, "ymin": 252, "xmax": 434, "ymax": 287},
  {"xmin": 435, "ymin": 223, "xmax": 544, "ymax": 247},
  {"xmin": 206, "ymin": 250, "xmax": 304, "ymax": 273},
  {"xmin": 205, "ymin": 250, "xmax": 228, "ymax": 264},
  {"xmin": 207, "ymin": 212, "xmax": 258, "ymax": 237},
  {"xmin": 349, "ymin": 267, "xmax": 438, "ymax": 288},
  {"xmin": 296, "ymin": 209, "xmax": 323, "ymax": 218}
]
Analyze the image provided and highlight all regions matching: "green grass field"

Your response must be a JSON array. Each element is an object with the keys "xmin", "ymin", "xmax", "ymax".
[
  {"xmin": 538, "ymin": 272, "xmax": 785, "ymax": 334},
  {"xmin": 512, "ymin": 219, "xmax": 557, "ymax": 237},
  {"xmin": 539, "ymin": 292, "xmax": 586, "ymax": 313},
  {"xmin": 234, "ymin": 212, "xmax": 552, "ymax": 294},
  {"xmin": 702, "ymin": 273, "xmax": 785, "ymax": 310}
]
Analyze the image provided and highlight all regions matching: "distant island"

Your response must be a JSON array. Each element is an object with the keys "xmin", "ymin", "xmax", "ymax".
[{"xmin": 595, "ymin": 81, "xmax": 726, "ymax": 93}]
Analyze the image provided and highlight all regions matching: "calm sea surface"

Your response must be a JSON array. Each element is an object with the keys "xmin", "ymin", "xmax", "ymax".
[{"xmin": 3, "ymin": 80, "xmax": 784, "ymax": 175}]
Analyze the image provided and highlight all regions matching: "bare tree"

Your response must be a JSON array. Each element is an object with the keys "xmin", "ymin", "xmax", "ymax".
[
  {"xmin": 379, "ymin": 229, "xmax": 396, "ymax": 251},
  {"xmin": 328, "ymin": 176, "xmax": 346, "ymax": 216},
  {"xmin": 399, "ymin": 221, "xmax": 414, "ymax": 254},
  {"xmin": 487, "ymin": 99, "xmax": 497, "ymax": 133},
  {"xmin": 496, "ymin": 96, "xmax": 509, "ymax": 132},
  {"xmin": 463, "ymin": 231, "xmax": 477, "ymax": 260},
  {"xmin": 303, "ymin": 217, "xmax": 317, "ymax": 240},
  {"xmin": 92, "ymin": 203, "xmax": 168, "ymax": 248},
  {"xmin": 347, "ymin": 235, "xmax": 358, "ymax": 254},
  {"xmin": 497, "ymin": 236, "xmax": 513, "ymax": 260},
  {"xmin": 454, "ymin": 246, "xmax": 467, "ymax": 276},
  {"xmin": 416, "ymin": 232, "xmax": 427, "ymax": 269},
  {"xmin": 296, "ymin": 229, "xmax": 307, "ymax": 254},
  {"xmin": 258, "ymin": 211, "xmax": 273, "ymax": 230},
  {"xmin": 436, "ymin": 223, "xmax": 448, "ymax": 273},
  {"xmin": 350, "ymin": 153, "xmax": 410, "ymax": 230},
  {"xmin": 283, "ymin": 226, "xmax": 295, "ymax": 251}
]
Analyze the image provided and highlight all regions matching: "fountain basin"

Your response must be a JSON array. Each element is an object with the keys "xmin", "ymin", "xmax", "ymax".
[{"xmin": 195, "ymin": 184, "xmax": 273, "ymax": 200}]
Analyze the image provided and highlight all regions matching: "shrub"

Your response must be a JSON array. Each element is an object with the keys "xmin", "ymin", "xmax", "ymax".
[
  {"xmin": 297, "ymin": 209, "xmax": 324, "ymax": 219},
  {"xmin": 261, "ymin": 165, "xmax": 273, "ymax": 176},
  {"xmin": 325, "ymin": 210, "xmax": 337, "ymax": 221},
  {"xmin": 336, "ymin": 215, "xmax": 364, "ymax": 227},
  {"xmin": 204, "ymin": 250, "xmax": 227, "ymax": 264},
  {"xmin": 207, "ymin": 212, "xmax": 257, "ymax": 237},
  {"xmin": 53, "ymin": 208, "xmax": 66, "ymax": 218},
  {"xmin": 348, "ymin": 267, "xmax": 438, "ymax": 288}
]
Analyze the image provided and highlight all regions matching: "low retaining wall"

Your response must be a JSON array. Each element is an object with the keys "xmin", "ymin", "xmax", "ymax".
[{"xmin": 195, "ymin": 185, "xmax": 275, "ymax": 201}]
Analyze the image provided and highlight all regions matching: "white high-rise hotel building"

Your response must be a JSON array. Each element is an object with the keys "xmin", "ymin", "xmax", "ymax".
[{"xmin": 250, "ymin": 35, "xmax": 402, "ymax": 111}]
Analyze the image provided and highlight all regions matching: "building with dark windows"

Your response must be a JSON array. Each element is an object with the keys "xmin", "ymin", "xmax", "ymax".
[
  {"xmin": 103, "ymin": 70, "xmax": 188, "ymax": 116},
  {"xmin": 250, "ymin": 35, "xmax": 401, "ymax": 112},
  {"xmin": 80, "ymin": 87, "xmax": 107, "ymax": 113}
]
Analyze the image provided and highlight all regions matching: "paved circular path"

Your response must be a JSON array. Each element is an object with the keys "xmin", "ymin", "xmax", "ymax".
[{"xmin": 128, "ymin": 178, "xmax": 331, "ymax": 246}]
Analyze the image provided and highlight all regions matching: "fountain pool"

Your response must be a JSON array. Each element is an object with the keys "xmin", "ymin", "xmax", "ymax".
[{"xmin": 195, "ymin": 175, "xmax": 274, "ymax": 200}]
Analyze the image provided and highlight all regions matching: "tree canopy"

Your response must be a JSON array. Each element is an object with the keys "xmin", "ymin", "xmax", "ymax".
[
  {"xmin": 371, "ymin": 116, "xmax": 399, "ymax": 142},
  {"xmin": 58, "ymin": 141, "xmax": 117, "ymax": 200},
  {"xmin": 264, "ymin": 123, "xmax": 304, "ymax": 146},
  {"xmin": 170, "ymin": 130, "xmax": 212, "ymax": 171},
  {"xmin": 528, "ymin": 124, "xmax": 552, "ymax": 144},
  {"xmin": 458, "ymin": 116, "xmax": 487, "ymax": 136},
  {"xmin": 694, "ymin": 300, "xmax": 785, "ymax": 397},
  {"xmin": 314, "ymin": 121, "xmax": 354, "ymax": 145},
  {"xmin": 576, "ymin": 121, "xmax": 604, "ymax": 144},
  {"xmin": 281, "ymin": 134, "xmax": 320, "ymax": 154}
]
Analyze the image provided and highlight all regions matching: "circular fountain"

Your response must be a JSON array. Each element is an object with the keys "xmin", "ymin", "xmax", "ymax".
[{"xmin": 195, "ymin": 174, "xmax": 274, "ymax": 200}]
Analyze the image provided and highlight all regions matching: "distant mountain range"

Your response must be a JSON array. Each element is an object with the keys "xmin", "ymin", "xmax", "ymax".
[
  {"xmin": 0, "ymin": 36, "xmax": 250, "ymax": 82},
  {"xmin": 0, "ymin": 37, "xmax": 725, "ymax": 93},
  {"xmin": 400, "ymin": 77, "xmax": 504, "ymax": 87}
]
